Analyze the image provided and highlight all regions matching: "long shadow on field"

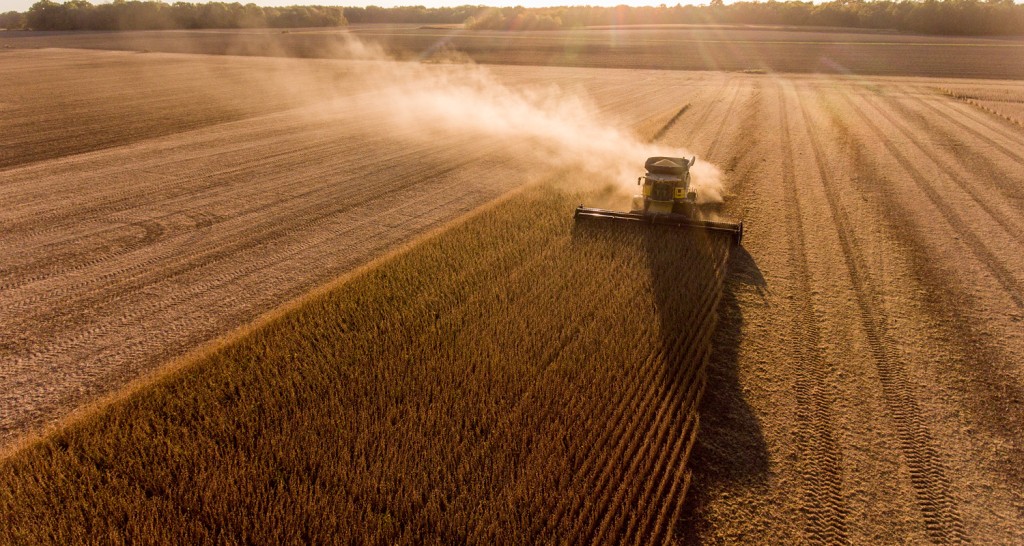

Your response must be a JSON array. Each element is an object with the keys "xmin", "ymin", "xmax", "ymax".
[
  {"xmin": 572, "ymin": 216, "xmax": 768, "ymax": 541},
  {"xmin": 676, "ymin": 245, "xmax": 770, "ymax": 543}
]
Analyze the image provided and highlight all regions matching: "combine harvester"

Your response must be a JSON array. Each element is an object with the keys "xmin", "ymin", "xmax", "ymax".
[{"xmin": 574, "ymin": 157, "xmax": 744, "ymax": 244}]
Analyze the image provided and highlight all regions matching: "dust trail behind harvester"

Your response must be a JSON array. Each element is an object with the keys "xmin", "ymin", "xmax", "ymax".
[{"xmin": 250, "ymin": 33, "xmax": 725, "ymax": 203}]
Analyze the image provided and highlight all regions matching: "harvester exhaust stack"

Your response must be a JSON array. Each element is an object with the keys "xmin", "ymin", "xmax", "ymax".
[{"xmin": 574, "ymin": 156, "xmax": 744, "ymax": 244}]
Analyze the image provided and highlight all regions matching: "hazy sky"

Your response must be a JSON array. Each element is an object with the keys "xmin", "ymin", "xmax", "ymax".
[{"xmin": 2, "ymin": 1, "xmax": 711, "ymax": 14}]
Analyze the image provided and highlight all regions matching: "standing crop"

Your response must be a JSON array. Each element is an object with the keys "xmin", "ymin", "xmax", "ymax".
[{"xmin": 0, "ymin": 185, "xmax": 732, "ymax": 544}]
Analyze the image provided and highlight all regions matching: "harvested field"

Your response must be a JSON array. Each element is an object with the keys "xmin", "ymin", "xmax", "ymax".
[
  {"xmin": 2, "ymin": 30, "xmax": 1024, "ymax": 543},
  {"xmin": 4, "ymin": 25, "xmax": 1024, "ymax": 79},
  {"xmin": 677, "ymin": 74, "xmax": 1024, "ymax": 543}
]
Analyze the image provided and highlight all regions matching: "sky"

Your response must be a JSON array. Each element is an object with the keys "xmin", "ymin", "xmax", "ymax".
[{"xmin": 2, "ymin": 1, "xmax": 711, "ymax": 13}]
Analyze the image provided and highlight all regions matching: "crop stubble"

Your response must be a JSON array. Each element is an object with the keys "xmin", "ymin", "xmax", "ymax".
[
  {"xmin": 676, "ymin": 72, "xmax": 1023, "ymax": 543},
  {"xmin": 5, "ymin": 26, "xmax": 1024, "ymax": 80},
  {"xmin": 2, "ymin": 42, "xmax": 1023, "ymax": 543}
]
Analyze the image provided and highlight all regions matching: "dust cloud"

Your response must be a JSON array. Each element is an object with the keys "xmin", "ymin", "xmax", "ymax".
[{"xmin": 222, "ymin": 32, "xmax": 726, "ymax": 204}]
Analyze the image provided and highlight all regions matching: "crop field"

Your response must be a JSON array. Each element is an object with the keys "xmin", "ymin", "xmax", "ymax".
[
  {"xmin": 0, "ymin": 48, "xmax": 698, "ymax": 448},
  {"xmin": 2, "ymin": 28, "xmax": 1024, "ymax": 543},
  {"xmin": 5, "ymin": 25, "xmax": 1024, "ymax": 79},
  {"xmin": 940, "ymin": 85, "xmax": 1024, "ymax": 129},
  {"xmin": 1, "ymin": 184, "xmax": 731, "ymax": 543}
]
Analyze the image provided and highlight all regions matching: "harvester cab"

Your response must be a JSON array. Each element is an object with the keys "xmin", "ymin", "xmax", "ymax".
[
  {"xmin": 575, "ymin": 156, "xmax": 744, "ymax": 244},
  {"xmin": 633, "ymin": 156, "xmax": 698, "ymax": 215}
]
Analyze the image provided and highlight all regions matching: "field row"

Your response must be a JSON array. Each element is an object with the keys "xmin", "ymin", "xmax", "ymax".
[
  {"xmin": 0, "ymin": 185, "xmax": 733, "ymax": 544},
  {"xmin": 4, "ymin": 26, "xmax": 1024, "ymax": 79},
  {"xmin": 663, "ymin": 69, "xmax": 1024, "ymax": 543},
  {"xmin": 938, "ymin": 85, "xmax": 1024, "ymax": 129},
  {"xmin": 0, "ymin": 49, "xmax": 706, "ymax": 448}
]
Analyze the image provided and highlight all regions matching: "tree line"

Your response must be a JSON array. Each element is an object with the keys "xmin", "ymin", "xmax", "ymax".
[
  {"xmin": 466, "ymin": 1, "xmax": 1024, "ymax": 35},
  {"xmin": 1, "ymin": 1, "xmax": 345, "ymax": 31},
  {"xmin": 2, "ymin": 1, "xmax": 1023, "ymax": 36}
]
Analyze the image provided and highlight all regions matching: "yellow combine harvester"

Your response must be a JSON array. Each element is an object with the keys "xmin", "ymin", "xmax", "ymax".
[{"xmin": 574, "ymin": 156, "xmax": 744, "ymax": 244}]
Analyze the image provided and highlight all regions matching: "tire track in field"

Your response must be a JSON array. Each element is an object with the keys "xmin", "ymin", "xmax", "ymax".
[
  {"xmin": 820, "ymin": 91, "xmax": 1024, "ymax": 495},
  {"xmin": 834, "ymin": 91, "xmax": 1024, "ymax": 311},
  {"xmin": 892, "ymin": 92, "xmax": 1024, "ymax": 213},
  {"xmin": 2, "ymin": 184, "xmax": 499, "ymax": 443},
  {"xmin": 667, "ymin": 77, "xmax": 739, "ymax": 158},
  {"xmin": 856, "ymin": 88, "xmax": 1024, "ymax": 242},
  {"xmin": 1, "ymin": 66, "xmax": 711, "ymax": 448},
  {"xmin": 703, "ymin": 80, "xmax": 744, "ymax": 162},
  {"xmin": 0, "ymin": 129, "xmax": 454, "ymax": 295},
  {"xmin": 2, "ymin": 119, "xmax": 491, "ymax": 295},
  {"xmin": 799, "ymin": 83, "xmax": 968, "ymax": 543},
  {"xmin": 5, "ymin": 154, "xmax": 497, "ymax": 351},
  {"xmin": 0, "ymin": 88, "xmax": 394, "ymax": 235},
  {"xmin": 709, "ymin": 79, "xmax": 763, "ymax": 207},
  {"xmin": 1, "ymin": 146, "xmax": 488, "ymax": 337},
  {"xmin": 0, "ymin": 111, "xmax": 324, "ymax": 229},
  {"xmin": 0, "ymin": 151, "xmax": 525, "ymax": 441},
  {"xmin": 919, "ymin": 90, "xmax": 1024, "ymax": 166},
  {"xmin": 777, "ymin": 81, "xmax": 850, "ymax": 545},
  {"xmin": 0, "ymin": 107, "xmax": 417, "ymax": 266}
]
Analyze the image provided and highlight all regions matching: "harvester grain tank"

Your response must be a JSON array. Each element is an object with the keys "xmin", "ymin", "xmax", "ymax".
[{"xmin": 574, "ymin": 156, "xmax": 744, "ymax": 244}]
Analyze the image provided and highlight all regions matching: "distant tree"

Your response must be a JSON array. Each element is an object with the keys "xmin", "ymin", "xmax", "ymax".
[
  {"xmin": 21, "ymin": 1, "xmax": 346, "ymax": 30},
  {"xmin": 0, "ymin": 10, "xmax": 27, "ymax": 29},
  {"xmin": 27, "ymin": 0, "xmax": 68, "ymax": 30},
  {"xmin": 9, "ymin": 1, "xmax": 1024, "ymax": 35}
]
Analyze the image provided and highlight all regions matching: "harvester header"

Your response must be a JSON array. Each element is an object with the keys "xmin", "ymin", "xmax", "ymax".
[{"xmin": 574, "ymin": 156, "xmax": 744, "ymax": 244}]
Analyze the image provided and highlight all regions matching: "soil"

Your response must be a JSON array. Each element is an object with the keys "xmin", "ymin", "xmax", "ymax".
[
  {"xmin": 4, "ymin": 26, "xmax": 1024, "ymax": 79},
  {"xmin": 2, "ymin": 40, "xmax": 1023, "ymax": 542}
]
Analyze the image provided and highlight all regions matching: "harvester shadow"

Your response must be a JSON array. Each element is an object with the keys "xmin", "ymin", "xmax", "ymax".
[
  {"xmin": 571, "ymin": 218, "xmax": 767, "ymax": 540},
  {"xmin": 676, "ymin": 244, "xmax": 770, "ymax": 543}
]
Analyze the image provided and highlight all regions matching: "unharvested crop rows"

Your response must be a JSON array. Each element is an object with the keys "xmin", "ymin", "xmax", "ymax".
[
  {"xmin": 0, "ymin": 185, "xmax": 733, "ymax": 544},
  {"xmin": 938, "ymin": 86, "xmax": 1024, "ymax": 129}
]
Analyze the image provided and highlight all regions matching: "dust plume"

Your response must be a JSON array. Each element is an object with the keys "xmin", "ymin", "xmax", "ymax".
[
  {"xmin": 220, "ymin": 32, "xmax": 725, "ymax": 203},
  {"xmin": 353, "ymin": 34, "xmax": 721, "ymax": 202}
]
